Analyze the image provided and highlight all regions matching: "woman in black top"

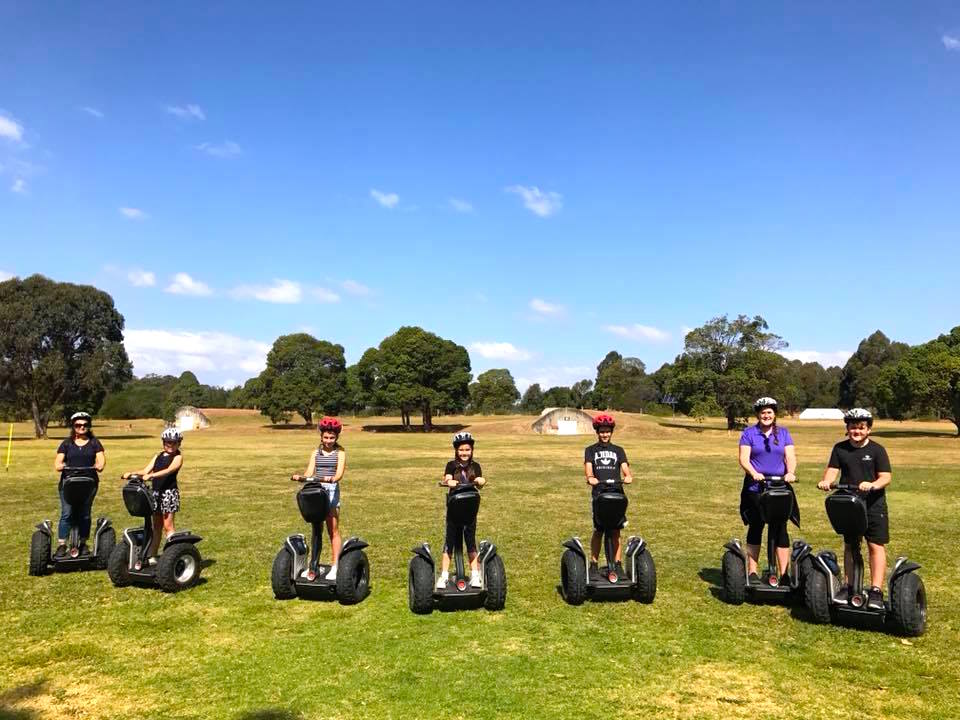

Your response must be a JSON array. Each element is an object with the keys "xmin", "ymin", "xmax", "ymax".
[
  {"xmin": 121, "ymin": 428, "xmax": 184, "ymax": 560},
  {"xmin": 53, "ymin": 412, "xmax": 106, "ymax": 557},
  {"xmin": 437, "ymin": 432, "xmax": 486, "ymax": 589}
]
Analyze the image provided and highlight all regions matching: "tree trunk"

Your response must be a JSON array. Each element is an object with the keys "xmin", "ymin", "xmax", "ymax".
[
  {"xmin": 422, "ymin": 402, "xmax": 433, "ymax": 431},
  {"xmin": 401, "ymin": 407, "xmax": 410, "ymax": 429},
  {"xmin": 726, "ymin": 412, "xmax": 738, "ymax": 430},
  {"xmin": 302, "ymin": 409, "xmax": 313, "ymax": 426},
  {"xmin": 31, "ymin": 398, "xmax": 47, "ymax": 439}
]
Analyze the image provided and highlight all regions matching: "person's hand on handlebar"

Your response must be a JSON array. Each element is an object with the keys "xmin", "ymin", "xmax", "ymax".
[
  {"xmin": 622, "ymin": 475, "xmax": 633, "ymax": 485},
  {"xmin": 784, "ymin": 473, "xmax": 797, "ymax": 484},
  {"xmin": 586, "ymin": 476, "xmax": 599, "ymax": 487},
  {"xmin": 440, "ymin": 478, "xmax": 458, "ymax": 488},
  {"xmin": 817, "ymin": 479, "xmax": 833, "ymax": 492},
  {"xmin": 750, "ymin": 470, "xmax": 766, "ymax": 483},
  {"xmin": 858, "ymin": 481, "xmax": 876, "ymax": 493},
  {"xmin": 290, "ymin": 474, "xmax": 304, "ymax": 482}
]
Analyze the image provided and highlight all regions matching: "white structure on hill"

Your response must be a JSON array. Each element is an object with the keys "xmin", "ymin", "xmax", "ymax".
[
  {"xmin": 798, "ymin": 408, "xmax": 845, "ymax": 420},
  {"xmin": 175, "ymin": 406, "xmax": 211, "ymax": 432},
  {"xmin": 532, "ymin": 407, "xmax": 595, "ymax": 435}
]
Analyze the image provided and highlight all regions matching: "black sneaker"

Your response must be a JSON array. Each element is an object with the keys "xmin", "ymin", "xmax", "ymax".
[
  {"xmin": 78, "ymin": 542, "xmax": 89, "ymax": 556},
  {"xmin": 589, "ymin": 561, "xmax": 599, "ymax": 579},
  {"xmin": 867, "ymin": 587, "xmax": 884, "ymax": 611},
  {"xmin": 779, "ymin": 573, "xmax": 792, "ymax": 587},
  {"xmin": 54, "ymin": 544, "xmax": 67, "ymax": 559},
  {"xmin": 614, "ymin": 562, "xmax": 625, "ymax": 580},
  {"xmin": 748, "ymin": 572, "xmax": 760, "ymax": 585},
  {"xmin": 834, "ymin": 585, "xmax": 851, "ymax": 604}
]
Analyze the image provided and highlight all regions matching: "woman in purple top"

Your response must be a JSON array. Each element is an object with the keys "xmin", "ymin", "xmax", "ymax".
[{"xmin": 737, "ymin": 397, "xmax": 798, "ymax": 583}]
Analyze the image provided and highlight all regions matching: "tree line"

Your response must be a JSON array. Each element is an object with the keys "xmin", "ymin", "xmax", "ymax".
[{"xmin": 3, "ymin": 275, "xmax": 959, "ymax": 437}]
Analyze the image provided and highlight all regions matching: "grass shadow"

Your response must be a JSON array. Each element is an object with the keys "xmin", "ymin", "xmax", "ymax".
[
  {"xmin": 201, "ymin": 558, "xmax": 217, "ymax": 570},
  {"xmin": 657, "ymin": 422, "xmax": 732, "ymax": 433},
  {"xmin": 0, "ymin": 678, "xmax": 46, "ymax": 719},
  {"xmin": 871, "ymin": 429, "xmax": 958, "ymax": 439},
  {"xmin": 237, "ymin": 710, "xmax": 302, "ymax": 720},
  {"xmin": 265, "ymin": 424, "xmax": 315, "ymax": 431},
  {"xmin": 698, "ymin": 567, "xmax": 725, "ymax": 600},
  {"xmin": 361, "ymin": 424, "xmax": 467, "ymax": 434}
]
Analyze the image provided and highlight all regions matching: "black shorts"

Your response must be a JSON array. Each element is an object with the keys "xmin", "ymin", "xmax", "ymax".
[
  {"xmin": 846, "ymin": 499, "xmax": 889, "ymax": 545},
  {"xmin": 739, "ymin": 489, "xmax": 790, "ymax": 548}
]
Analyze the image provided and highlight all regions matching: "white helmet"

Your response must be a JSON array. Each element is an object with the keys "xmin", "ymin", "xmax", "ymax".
[
  {"xmin": 70, "ymin": 411, "xmax": 92, "ymax": 424},
  {"xmin": 753, "ymin": 397, "xmax": 778, "ymax": 412},
  {"xmin": 161, "ymin": 427, "xmax": 183, "ymax": 443},
  {"xmin": 843, "ymin": 408, "xmax": 873, "ymax": 427},
  {"xmin": 452, "ymin": 431, "xmax": 474, "ymax": 448}
]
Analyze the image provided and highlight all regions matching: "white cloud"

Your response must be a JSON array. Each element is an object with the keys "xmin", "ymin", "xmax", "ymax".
[
  {"xmin": 311, "ymin": 287, "xmax": 341, "ymax": 303},
  {"xmin": 0, "ymin": 113, "xmax": 24, "ymax": 143},
  {"xmin": 165, "ymin": 273, "xmax": 213, "ymax": 297},
  {"xmin": 943, "ymin": 34, "xmax": 960, "ymax": 51},
  {"xmin": 470, "ymin": 342, "xmax": 533, "ymax": 362},
  {"xmin": 505, "ymin": 185, "xmax": 562, "ymax": 217},
  {"xmin": 604, "ymin": 324, "xmax": 670, "ymax": 342},
  {"xmin": 449, "ymin": 197, "xmax": 474, "ymax": 213},
  {"xmin": 341, "ymin": 279, "xmax": 372, "ymax": 296},
  {"xmin": 10, "ymin": 178, "xmax": 25, "ymax": 193},
  {"xmin": 166, "ymin": 104, "xmax": 206, "ymax": 121},
  {"xmin": 119, "ymin": 207, "xmax": 147, "ymax": 220},
  {"xmin": 515, "ymin": 365, "xmax": 593, "ymax": 394},
  {"xmin": 127, "ymin": 269, "xmax": 156, "ymax": 287},
  {"xmin": 779, "ymin": 349, "xmax": 853, "ymax": 368},
  {"xmin": 231, "ymin": 279, "xmax": 303, "ymax": 304},
  {"xmin": 195, "ymin": 140, "xmax": 242, "ymax": 158},
  {"xmin": 81, "ymin": 106, "xmax": 104, "ymax": 119},
  {"xmin": 124, "ymin": 329, "xmax": 270, "ymax": 381},
  {"xmin": 370, "ymin": 188, "xmax": 399, "ymax": 208},
  {"xmin": 530, "ymin": 298, "xmax": 564, "ymax": 316},
  {"xmin": 0, "ymin": 270, "xmax": 13, "ymax": 282}
]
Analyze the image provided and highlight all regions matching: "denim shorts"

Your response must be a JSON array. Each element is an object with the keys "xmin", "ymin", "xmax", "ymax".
[{"xmin": 320, "ymin": 481, "xmax": 341, "ymax": 510}]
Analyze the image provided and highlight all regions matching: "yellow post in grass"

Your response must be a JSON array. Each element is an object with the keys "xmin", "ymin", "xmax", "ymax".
[{"xmin": 4, "ymin": 423, "xmax": 12, "ymax": 470}]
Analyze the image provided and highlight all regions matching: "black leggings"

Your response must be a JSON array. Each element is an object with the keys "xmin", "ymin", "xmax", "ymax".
[
  {"xmin": 443, "ymin": 519, "xmax": 477, "ymax": 555},
  {"xmin": 740, "ymin": 490, "xmax": 790, "ymax": 548}
]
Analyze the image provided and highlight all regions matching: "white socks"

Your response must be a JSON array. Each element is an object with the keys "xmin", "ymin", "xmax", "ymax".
[
  {"xmin": 470, "ymin": 571, "xmax": 482, "ymax": 588},
  {"xmin": 325, "ymin": 565, "xmax": 337, "ymax": 580},
  {"xmin": 436, "ymin": 571, "xmax": 449, "ymax": 588}
]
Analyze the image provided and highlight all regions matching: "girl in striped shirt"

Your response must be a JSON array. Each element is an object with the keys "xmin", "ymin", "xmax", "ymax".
[{"xmin": 292, "ymin": 416, "xmax": 346, "ymax": 580}]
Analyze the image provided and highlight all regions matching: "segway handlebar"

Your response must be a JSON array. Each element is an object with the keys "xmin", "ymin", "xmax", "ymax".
[{"xmin": 760, "ymin": 475, "xmax": 798, "ymax": 485}]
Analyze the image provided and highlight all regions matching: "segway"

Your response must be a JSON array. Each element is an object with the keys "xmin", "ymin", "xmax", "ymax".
[
  {"xmin": 721, "ymin": 476, "xmax": 812, "ymax": 604},
  {"xmin": 560, "ymin": 478, "xmax": 656, "ymax": 604},
  {"xmin": 271, "ymin": 478, "xmax": 370, "ymax": 604},
  {"xmin": 408, "ymin": 483, "xmax": 506, "ymax": 614},
  {"xmin": 29, "ymin": 467, "xmax": 115, "ymax": 575},
  {"xmin": 804, "ymin": 489, "xmax": 926, "ymax": 636},
  {"xmin": 107, "ymin": 475, "xmax": 203, "ymax": 592}
]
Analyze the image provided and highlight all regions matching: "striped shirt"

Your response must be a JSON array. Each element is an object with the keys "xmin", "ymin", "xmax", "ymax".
[{"xmin": 313, "ymin": 448, "xmax": 340, "ymax": 481}]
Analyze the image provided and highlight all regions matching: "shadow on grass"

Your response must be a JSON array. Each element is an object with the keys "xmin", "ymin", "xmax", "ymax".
[
  {"xmin": 0, "ymin": 678, "xmax": 46, "ymax": 719},
  {"xmin": 201, "ymin": 558, "xmax": 217, "ymax": 570},
  {"xmin": 265, "ymin": 424, "xmax": 315, "ymax": 431},
  {"xmin": 361, "ymin": 424, "xmax": 467, "ymax": 434},
  {"xmin": 871, "ymin": 429, "xmax": 959, "ymax": 439},
  {"xmin": 698, "ymin": 567, "xmax": 724, "ymax": 600},
  {"xmin": 657, "ymin": 422, "xmax": 734, "ymax": 433},
  {"xmin": 237, "ymin": 710, "xmax": 301, "ymax": 720},
  {"xmin": 7, "ymin": 435, "xmax": 155, "ymax": 442}
]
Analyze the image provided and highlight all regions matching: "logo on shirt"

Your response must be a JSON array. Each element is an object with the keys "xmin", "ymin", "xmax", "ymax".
[
  {"xmin": 862, "ymin": 455, "xmax": 872, "ymax": 462},
  {"xmin": 594, "ymin": 450, "xmax": 618, "ymax": 466}
]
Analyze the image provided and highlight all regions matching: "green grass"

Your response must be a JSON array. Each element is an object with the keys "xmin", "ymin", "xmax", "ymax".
[{"xmin": 1, "ymin": 412, "xmax": 958, "ymax": 719}]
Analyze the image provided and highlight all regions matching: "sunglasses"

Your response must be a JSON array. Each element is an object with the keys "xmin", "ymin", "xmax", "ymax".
[{"xmin": 73, "ymin": 423, "xmax": 89, "ymax": 429}]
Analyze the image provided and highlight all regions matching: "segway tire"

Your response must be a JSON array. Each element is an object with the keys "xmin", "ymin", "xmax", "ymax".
[
  {"xmin": 721, "ymin": 550, "xmax": 746, "ymax": 605},
  {"xmin": 408, "ymin": 555, "xmax": 434, "ymax": 615},
  {"xmin": 94, "ymin": 527, "xmax": 116, "ymax": 570},
  {"xmin": 560, "ymin": 549, "xmax": 587, "ymax": 606},
  {"xmin": 107, "ymin": 539, "xmax": 133, "ymax": 587},
  {"xmin": 804, "ymin": 567, "xmax": 832, "ymax": 624},
  {"xmin": 157, "ymin": 543, "xmax": 201, "ymax": 593},
  {"xmin": 29, "ymin": 530, "xmax": 50, "ymax": 576},
  {"xmin": 271, "ymin": 549, "xmax": 297, "ymax": 600},
  {"xmin": 336, "ymin": 550, "xmax": 370, "ymax": 605},
  {"xmin": 632, "ymin": 549, "xmax": 657, "ymax": 604},
  {"xmin": 890, "ymin": 572, "xmax": 926, "ymax": 637},
  {"xmin": 483, "ymin": 555, "xmax": 507, "ymax": 611}
]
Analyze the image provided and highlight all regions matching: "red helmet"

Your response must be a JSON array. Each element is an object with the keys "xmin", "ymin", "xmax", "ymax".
[
  {"xmin": 592, "ymin": 413, "xmax": 616, "ymax": 431},
  {"xmin": 318, "ymin": 416, "xmax": 342, "ymax": 434}
]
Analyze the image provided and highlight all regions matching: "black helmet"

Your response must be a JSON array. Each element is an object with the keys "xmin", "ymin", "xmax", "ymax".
[{"xmin": 452, "ymin": 431, "xmax": 474, "ymax": 448}]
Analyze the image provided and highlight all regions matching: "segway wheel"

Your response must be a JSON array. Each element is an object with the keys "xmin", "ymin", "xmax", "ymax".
[
  {"xmin": 560, "ymin": 549, "xmax": 587, "ymax": 606},
  {"xmin": 271, "ymin": 549, "xmax": 297, "ymax": 600},
  {"xmin": 107, "ymin": 539, "xmax": 133, "ymax": 587},
  {"xmin": 336, "ymin": 550, "xmax": 370, "ymax": 605},
  {"xmin": 94, "ymin": 527, "xmax": 116, "ymax": 570},
  {"xmin": 483, "ymin": 555, "xmax": 507, "ymax": 611},
  {"xmin": 29, "ymin": 530, "xmax": 51, "ymax": 577},
  {"xmin": 408, "ymin": 555, "xmax": 434, "ymax": 615},
  {"xmin": 890, "ymin": 572, "xmax": 926, "ymax": 637},
  {"xmin": 631, "ymin": 549, "xmax": 657, "ymax": 604},
  {"xmin": 804, "ymin": 567, "xmax": 832, "ymax": 624},
  {"xmin": 721, "ymin": 550, "xmax": 746, "ymax": 605},
  {"xmin": 157, "ymin": 543, "xmax": 201, "ymax": 593}
]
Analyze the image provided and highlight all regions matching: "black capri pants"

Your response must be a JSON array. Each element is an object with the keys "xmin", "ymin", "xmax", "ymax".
[
  {"xmin": 443, "ymin": 517, "xmax": 477, "ymax": 555},
  {"xmin": 740, "ymin": 487, "xmax": 790, "ymax": 548}
]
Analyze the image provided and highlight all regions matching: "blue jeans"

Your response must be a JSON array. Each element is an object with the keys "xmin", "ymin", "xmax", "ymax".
[{"xmin": 58, "ymin": 484, "xmax": 98, "ymax": 541}]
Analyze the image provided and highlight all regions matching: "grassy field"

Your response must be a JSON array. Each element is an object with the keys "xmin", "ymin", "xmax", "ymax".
[{"xmin": 1, "ymin": 411, "xmax": 958, "ymax": 720}]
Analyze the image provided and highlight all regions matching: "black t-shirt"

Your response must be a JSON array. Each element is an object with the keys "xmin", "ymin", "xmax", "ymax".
[
  {"xmin": 828, "ymin": 439, "xmax": 891, "ymax": 506},
  {"xmin": 584, "ymin": 442, "xmax": 628, "ymax": 496},
  {"xmin": 57, "ymin": 437, "xmax": 104, "ymax": 482},
  {"xmin": 150, "ymin": 450, "xmax": 181, "ymax": 493},
  {"xmin": 444, "ymin": 460, "xmax": 483, "ymax": 494}
]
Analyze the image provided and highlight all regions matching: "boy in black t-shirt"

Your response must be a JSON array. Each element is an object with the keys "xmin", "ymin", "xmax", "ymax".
[
  {"xmin": 583, "ymin": 414, "xmax": 633, "ymax": 578},
  {"xmin": 817, "ymin": 408, "xmax": 892, "ymax": 610}
]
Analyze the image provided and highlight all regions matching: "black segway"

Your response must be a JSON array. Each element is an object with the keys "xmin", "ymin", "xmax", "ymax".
[
  {"xmin": 29, "ymin": 467, "xmax": 115, "ymax": 575},
  {"xmin": 271, "ymin": 478, "xmax": 370, "ymax": 604},
  {"xmin": 804, "ymin": 489, "xmax": 926, "ymax": 636},
  {"xmin": 107, "ymin": 475, "xmax": 203, "ymax": 592},
  {"xmin": 408, "ymin": 484, "xmax": 506, "ymax": 614},
  {"xmin": 721, "ymin": 476, "xmax": 812, "ymax": 604},
  {"xmin": 560, "ymin": 478, "xmax": 656, "ymax": 604}
]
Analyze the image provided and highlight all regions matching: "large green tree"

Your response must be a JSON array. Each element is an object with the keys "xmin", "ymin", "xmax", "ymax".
[
  {"xmin": 254, "ymin": 333, "xmax": 347, "ymax": 425},
  {"xmin": 0, "ymin": 275, "xmax": 132, "ymax": 437},
  {"xmin": 838, "ymin": 331, "xmax": 909, "ymax": 410},
  {"xmin": 469, "ymin": 369, "xmax": 520, "ymax": 414},
  {"xmin": 520, "ymin": 383, "xmax": 545, "ymax": 414},
  {"xmin": 593, "ymin": 351, "xmax": 649, "ymax": 410},
  {"xmin": 357, "ymin": 327, "xmax": 471, "ymax": 430}
]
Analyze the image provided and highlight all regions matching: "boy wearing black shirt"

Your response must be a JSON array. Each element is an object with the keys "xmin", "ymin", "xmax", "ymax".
[
  {"xmin": 818, "ymin": 409, "xmax": 892, "ymax": 610},
  {"xmin": 583, "ymin": 414, "xmax": 633, "ymax": 577}
]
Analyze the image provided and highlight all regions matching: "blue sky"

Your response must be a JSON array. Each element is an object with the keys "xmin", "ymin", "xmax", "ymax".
[{"xmin": 2, "ymin": 3, "xmax": 959, "ymax": 390}]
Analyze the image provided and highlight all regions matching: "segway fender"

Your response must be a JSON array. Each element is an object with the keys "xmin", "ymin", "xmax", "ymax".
[
  {"xmin": 35, "ymin": 520, "xmax": 53, "ymax": 538},
  {"xmin": 723, "ymin": 539, "xmax": 746, "ymax": 560},
  {"xmin": 339, "ymin": 536, "xmax": 369, "ymax": 556},
  {"xmin": 562, "ymin": 537, "xmax": 587, "ymax": 560},
  {"xmin": 791, "ymin": 540, "xmax": 812, "ymax": 564},
  {"xmin": 625, "ymin": 535, "xmax": 646, "ymax": 557},
  {"xmin": 162, "ymin": 531, "xmax": 202, "ymax": 552},
  {"xmin": 477, "ymin": 540, "xmax": 497, "ymax": 566},
  {"xmin": 411, "ymin": 542, "xmax": 434, "ymax": 568},
  {"xmin": 889, "ymin": 556, "xmax": 921, "ymax": 593}
]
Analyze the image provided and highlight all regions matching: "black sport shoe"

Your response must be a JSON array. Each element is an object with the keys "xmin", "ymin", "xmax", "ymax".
[
  {"xmin": 779, "ymin": 573, "xmax": 792, "ymax": 587},
  {"xmin": 78, "ymin": 542, "xmax": 89, "ymax": 556},
  {"xmin": 867, "ymin": 587, "xmax": 884, "ymax": 611},
  {"xmin": 748, "ymin": 572, "xmax": 760, "ymax": 585},
  {"xmin": 834, "ymin": 585, "xmax": 851, "ymax": 604},
  {"xmin": 54, "ymin": 544, "xmax": 67, "ymax": 559},
  {"xmin": 589, "ymin": 562, "xmax": 599, "ymax": 580},
  {"xmin": 614, "ymin": 562, "xmax": 625, "ymax": 579}
]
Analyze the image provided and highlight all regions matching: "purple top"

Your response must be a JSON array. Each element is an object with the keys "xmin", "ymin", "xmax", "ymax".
[{"xmin": 739, "ymin": 424, "xmax": 794, "ymax": 492}]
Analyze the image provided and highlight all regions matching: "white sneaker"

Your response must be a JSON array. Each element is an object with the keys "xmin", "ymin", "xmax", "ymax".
[
  {"xmin": 325, "ymin": 565, "xmax": 337, "ymax": 581},
  {"xmin": 436, "ymin": 573, "xmax": 448, "ymax": 589},
  {"xmin": 470, "ymin": 572, "xmax": 482, "ymax": 588}
]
